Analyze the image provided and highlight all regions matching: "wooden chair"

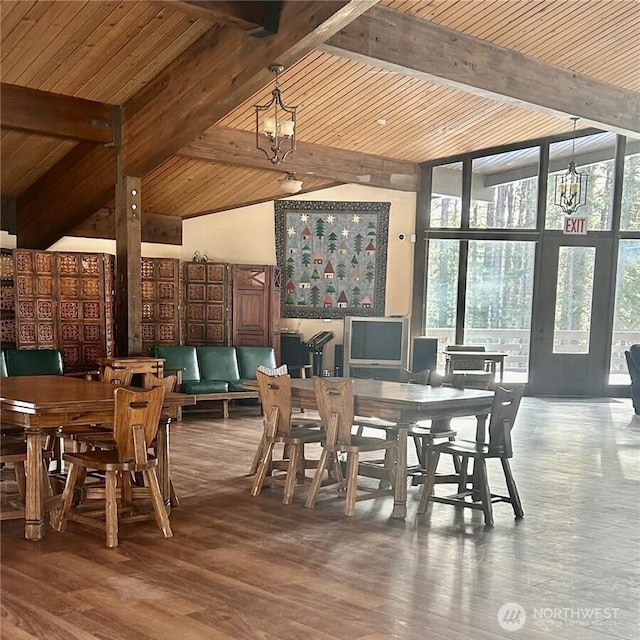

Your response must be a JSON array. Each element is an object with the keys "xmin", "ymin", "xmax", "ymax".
[
  {"xmin": 305, "ymin": 377, "xmax": 398, "ymax": 516},
  {"xmin": 399, "ymin": 368, "xmax": 462, "ymax": 483},
  {"xmin": 55, "ymin": 386, "xmax": 172, "ymax": 548},
  {"xmin": 53, "ymin": 366, "xmax": 135, "ymax": 470},
  {"xmin": 251, "ymin": 370, "xmax": 324, "ymax": 504},
  {"xmin": 76, "ymin": 373, "xmax": 180, "ymax": 506},
  {"xmin": 418, "ymin": 385, "xmax": 525, "ymax": 526}
]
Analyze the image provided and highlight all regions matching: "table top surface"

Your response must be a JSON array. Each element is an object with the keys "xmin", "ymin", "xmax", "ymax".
[
  {"xmin": 289, "ymin": 377, "xmax": 494, "ymax": 410},
  {"xmin": 0, "ymin": 376, "xmax": 195, "ymax": 412},
  {"xmin": 443, "ymin": 351, "xmax": 509, "ymax": 357}
]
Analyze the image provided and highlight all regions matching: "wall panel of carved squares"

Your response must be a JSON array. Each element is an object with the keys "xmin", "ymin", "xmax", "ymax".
[
  {"xmin": 1, "ymin": 249, "xmax": 16, "ymax": 349},
  {"xmin": 13, "ymin": 250, "xmax": 115, "ymax": 371},
  {"xmin": 184, "ymin": 261, "xmax": 230, "ymax": 346},
  {"xmin": 141, "ymin": 258, "xmax": 181, "ymax": 354}
]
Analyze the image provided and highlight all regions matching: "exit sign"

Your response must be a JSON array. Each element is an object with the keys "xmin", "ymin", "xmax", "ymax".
[{"xmin": 564, "ymin": 216, "xmax": 587, "ymax": 235}]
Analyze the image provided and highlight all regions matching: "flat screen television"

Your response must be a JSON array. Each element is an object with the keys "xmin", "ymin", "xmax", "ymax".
[{"xmin": 343, "ymin": 316, "xmax": 409, "ymax": 375}]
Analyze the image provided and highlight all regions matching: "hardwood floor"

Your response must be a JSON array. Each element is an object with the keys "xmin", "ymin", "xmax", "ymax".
[{"xmin": 1, "ymin": 398, "xmax": 639, "ymax": 639}]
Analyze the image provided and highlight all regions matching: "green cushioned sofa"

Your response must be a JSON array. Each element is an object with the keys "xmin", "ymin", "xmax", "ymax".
[{"xmin": 150, "ymin": 345, "xmax": 276, "ymax": 418}]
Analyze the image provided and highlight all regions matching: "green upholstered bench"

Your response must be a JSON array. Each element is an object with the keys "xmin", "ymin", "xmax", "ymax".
[{"xmin": 150, "ymin": 345, "xmax": 277, "ymax": 418}]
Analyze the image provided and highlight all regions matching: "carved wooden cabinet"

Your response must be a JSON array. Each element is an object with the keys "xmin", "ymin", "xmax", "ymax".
[
  {"xmin": 183, "ymin": 262, "xmax": 231, "ymax": 346},
  {"xmin": 141, "ymin": 257, "xmax": 181, "ymax": 354},
  {"xmin": 13, "ymin": 249, "xmax": 115, "ymax": 372}
]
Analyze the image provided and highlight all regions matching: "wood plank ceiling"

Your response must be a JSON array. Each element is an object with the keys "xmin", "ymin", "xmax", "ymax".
[{"xmin": 1, "ymin": 0, "xmax": 638, "ymax": 245}]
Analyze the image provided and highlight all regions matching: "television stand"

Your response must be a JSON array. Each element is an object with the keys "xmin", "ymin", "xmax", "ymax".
[{"xmin": 347, "ymin": 365, "xmax": 404, "ymax": 382}]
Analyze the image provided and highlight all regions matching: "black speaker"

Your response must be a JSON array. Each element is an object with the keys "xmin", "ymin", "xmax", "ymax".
[
  {"xmin": 412, "ymin": 337, "xmax": 438, "ymax": 372},
  {"xmin": 334, "ymin": 343, "xmax": 343, "ymax": 377}
]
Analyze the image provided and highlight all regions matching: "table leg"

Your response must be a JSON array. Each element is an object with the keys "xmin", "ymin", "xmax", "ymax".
[
  {"xmin": 392, "ymin": 425, "xmax": 408, "ymax": 519},
  {"xmin": 25, "ymin": 429, "xmax": 45, "ymax": 540},
  {"xmin": 155, "ymin": 417, "xmax": 171, "ymax": 514}
]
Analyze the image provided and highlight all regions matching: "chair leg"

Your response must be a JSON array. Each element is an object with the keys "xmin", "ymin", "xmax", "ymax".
[
  {"xmin": 143, "ymin": 469, "xmax": 173, "ymax": 539},
  {"xmin": 457, "ymin": 456, "xmax": 469, "ymax": 494},
  {"xmin": 476, "ymin": 459, "xmax": 494, "ymax": 527},
  {"xmin": 249, "ymin": 435, "xmax": 265, "ymax": 475},
  {"xmin": 283, "ymin": 444, "xmax": 301, "ymax": 505},
  {"xmin": 501, "ymin": 458, "xmax": 524, "ymax": 519},
  {"xmin": 418, "ymin": 449, "xmax": 440, "ymax": 513},
  {"xmin": 55, "ymin": 462, "xmax": 81, "ymax": 532},
  {"xmin": 105, "ymin": 470, "xmax": 119, "ymax": 548},
  {"xmin": 251, "ymin": 439, "xmax": 275, "ymax": 497},
  {"xmin": 305, "ymin": 448, "xmax": 330, "ymax": 509},
  {"xmin": 344, "ymin": 452, "xmax": 359, "ymax": 516}
]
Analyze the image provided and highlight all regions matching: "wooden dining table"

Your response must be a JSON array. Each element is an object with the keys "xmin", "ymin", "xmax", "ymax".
[
  {"xmin": 288, "ymin": 378, "xmax": 495, "ymax": 518},
  {"xmin": 0, "ymin": 375, "xmax": 196, "ymax": 541}
]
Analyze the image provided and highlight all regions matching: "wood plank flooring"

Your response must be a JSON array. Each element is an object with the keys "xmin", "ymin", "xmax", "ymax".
[{"xmin": 1, "ymin": 398, "xmax": 639, "ymax": 639}]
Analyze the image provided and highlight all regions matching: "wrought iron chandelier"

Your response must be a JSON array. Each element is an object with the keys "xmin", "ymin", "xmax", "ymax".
[
  {"xmin": 255, "ymin": 64, "xmax": 297, "ymax": 165},
  {"xmin": 554, "ymin": 117, "xmax": 588, "ymax": 215}
]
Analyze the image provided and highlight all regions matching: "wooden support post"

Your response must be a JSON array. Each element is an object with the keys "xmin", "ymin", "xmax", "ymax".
[{"xmin": 115, "ymin": 175, "xmax": 142, "ymax": 355}]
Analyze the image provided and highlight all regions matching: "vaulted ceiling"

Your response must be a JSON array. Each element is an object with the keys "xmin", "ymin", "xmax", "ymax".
[{"xmin": 1, "ymin": 0, "xmax": 638, "ymax": 248}]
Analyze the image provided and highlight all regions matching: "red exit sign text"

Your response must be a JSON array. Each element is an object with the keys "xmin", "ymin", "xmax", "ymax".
[{"xmin": 563, "ymin": 216, "xmax": 587, "ymax": 235}]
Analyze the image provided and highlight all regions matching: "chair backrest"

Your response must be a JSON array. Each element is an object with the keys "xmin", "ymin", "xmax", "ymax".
[
  {"xmin": 112, "ymin": 386, "xmax": 165, "ymax": 463},
  {"xmin": 445, "ymin": 345, "xmax": 486, "ymax": 352},
  {"xmin": 142, "ymin": 373, "xmax": 177, "ymax": 393},
  {"xmin": 5, "ymin": 348, "xmax": 64, "ymax": 376},
  {"xmin": 626, "ymin": 345, "xmax": 640, "ymax": 379},
  {"xmin": 487, "ymin": 385, "xmax": 525, "ymax": 457},
  {"xmin": 398, "ymin": 368, "xmax": 431, "ymax": 385},
  {"xmin": 256, "ymin": 370, "xmax": 293, "ymax": 437},
  {"xmin": 313, "ymin": 377, "xmax": 354, "ymax": 447},
  {"xmin": 101, "ymin": 366, "xmax": 133, "ymax": 387}
]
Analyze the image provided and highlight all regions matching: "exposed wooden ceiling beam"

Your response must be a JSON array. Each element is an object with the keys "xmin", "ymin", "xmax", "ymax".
[
  {"xmin": 0, "ymin": 83, "xmax": 113, "ymax": 144},
  {"xmin": 17, "ymin": 0, "xmax": 377, "ymax": 249},
  {"xmin": 153, "ymin": 1, "xmax": 266, "ymax": 30},
  {"xmin": 69, "ymin": 208, "xmax": 182, "ymax": 245},
  {"xmin": 323, "ymin": 6, "xmax": 640, "ymax": 138},
  {"xmin": 179, "ymin": 126, "xmax": 418, "ymax": 191},
  {"xmin": 122, "ymin": 0, "xmax": 378, "ymax": 177}
]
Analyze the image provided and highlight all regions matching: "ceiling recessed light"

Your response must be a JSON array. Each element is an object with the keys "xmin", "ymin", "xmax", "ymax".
[{"xmin": 377, "ymin": 118, "xmax": 387, "ymax": 125}]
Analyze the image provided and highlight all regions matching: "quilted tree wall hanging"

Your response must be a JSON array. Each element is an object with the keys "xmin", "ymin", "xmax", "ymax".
[{"xmin": 275, "ymin": 200, "xmax": 390, "ymax": 319}]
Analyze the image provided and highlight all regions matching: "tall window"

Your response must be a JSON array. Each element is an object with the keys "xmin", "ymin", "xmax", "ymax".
[
  {"xmin": 465, "ymin": 240, "xmax": 535, "ymax": 380},
  {"xmin": 430, "ymin": 162, "xmax": 462, "ymax": 228},
  {"xmin": 546, "ymin": 133, "xmax": 615, "ymax": 231},
  {"xmin": 552, "ymin": 246, "xmax": 596, "ymax": 354},
  {"xmin": 470, "ymin": 151, "xmax": 538, "ymax": 229},
  {"xmin": 611, "ymin": 240, "xmax": 640, "ymax": 381},
  {"xmin": 621, "ymin": 149, "xmax": 640, "ymax": 231},
  {"xmin": 425, "ymin": 239, "xmax": 459, "ymax": 368}
]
